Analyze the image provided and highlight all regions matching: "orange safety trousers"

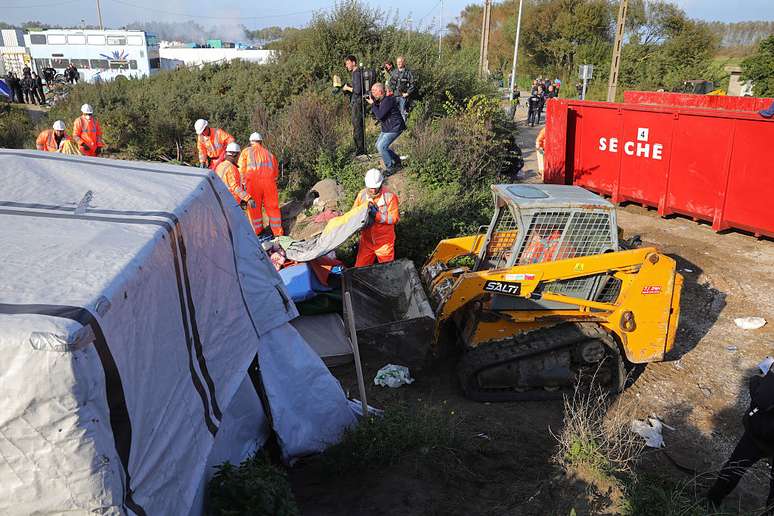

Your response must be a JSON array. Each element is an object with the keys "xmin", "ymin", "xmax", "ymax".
[
  {"xmin": 353, "ymin": 188, "xmax": 399, "ymax": 267},
  {"xmin": 240, "ymin": 144, "xmax": 283, "ymax": 236}
]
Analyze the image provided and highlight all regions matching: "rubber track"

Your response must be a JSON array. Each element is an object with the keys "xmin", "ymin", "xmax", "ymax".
[{"xmin": 457, "ymin": 322, "xmax": 625, "ymax": 402}]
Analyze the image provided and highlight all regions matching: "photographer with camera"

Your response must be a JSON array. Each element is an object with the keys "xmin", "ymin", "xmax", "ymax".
[
  {"xmin": 341, "ymin": 55, "xmax": 368, "ymax": 157},
  {"xmin": 366, "ymin": 82, "xmax": 405, "ymax": 175}
]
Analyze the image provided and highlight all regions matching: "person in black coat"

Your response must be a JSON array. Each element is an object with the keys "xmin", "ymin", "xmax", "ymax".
[
  {"xmin": 707, "ymin": 361, "xmax": 774, "ymax": 512},
  {"xmin": 21, "ymin": 75, "xmax": 36, "ymax": 104},
  {"xmin": 7, "ymin": 73, "xmax": 23, "ymax": 103},
  {"xmin": 527, "ymin": 90, "xmax": 542, "ymax": 127},
  {"xmin": 366, "ymin": 82, "xmax": 405, "ymax": 174},
  {"xmin": 32, "ymin": 73, "xmax": 45, "ymax": 104}
]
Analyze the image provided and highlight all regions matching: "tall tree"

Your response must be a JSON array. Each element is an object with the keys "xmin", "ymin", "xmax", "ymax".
[{"xmin": 741, "ymin": 35, "xmax": 774, "ymax": 97}]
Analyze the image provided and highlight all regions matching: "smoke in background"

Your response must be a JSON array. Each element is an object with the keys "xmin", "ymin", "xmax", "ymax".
[{"xmin": 126, "ymin": 20, "xmax": 250, "ymax": 43}]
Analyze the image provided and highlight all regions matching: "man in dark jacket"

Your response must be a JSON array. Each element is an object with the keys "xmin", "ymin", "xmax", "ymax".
[
  {"xmin": 389, "ymin": 56, "xmax": 415, "ymax": 121},
  {"xmin": 527, "ymin": 90, "xmax": 542, "ymax": 127},
  {"xmin": 32, "ymin": 73, "xmax": 45, "ymax": 105},
  {"xmin": 6, "ymin": 73, "xmax": 23, "ymax": 103},
  {"xmin": 708, "ymin": 361, "xmax": 774, "ymax": 512},
  {"xmin": 367, "ymin": 82, "xmax": 405, "ymax": 174},
  {"xmin": 21, "ymin": 74, "xmax": 37, "ymax": 104},
  {"xmin": 342, "ymin": 54, "xmax": 367, "ymax": 156}
]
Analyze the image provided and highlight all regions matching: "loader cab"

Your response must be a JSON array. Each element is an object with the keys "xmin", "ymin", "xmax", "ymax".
[{"xmin": 473, "ymin": 185, "xmax": 621, "ymax": 309}]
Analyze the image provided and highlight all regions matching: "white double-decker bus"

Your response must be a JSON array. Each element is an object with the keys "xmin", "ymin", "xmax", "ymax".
[{"xmin": 26, "ymin": 29, "xmax": 160, "ymax": 83}]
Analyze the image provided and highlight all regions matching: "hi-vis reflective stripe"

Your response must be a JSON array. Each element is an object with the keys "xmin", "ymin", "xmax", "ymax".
[
  {"xmin": 386, "ymin": 214, "xmax": 394, "ymax": 224},
  {"xmin": 246, "ymin": 146, "xmax": 272, "ymax": 171}
]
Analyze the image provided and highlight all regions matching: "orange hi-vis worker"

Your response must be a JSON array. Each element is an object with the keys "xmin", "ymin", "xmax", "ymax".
[
  {"xmin": 239, "ymin": 132, "xmax": 284, "ymax": 236},
  {"xmin": 194, "ymin": 118, "xmax": 234, "ymax": 171},
  {"xmin": 72, "ymin": 104, "xmax": 104, "ymax": 157},
  {"xmin": 215, "ymin": 142, "xmax": 251, "ymax": 204},
  {"xmin": 353, "ymin": 168, "xmax": 399, "ymax": 267},
  {"xmin": 36, "ymin": 120, "xmax": 70, "ymax": 152}
]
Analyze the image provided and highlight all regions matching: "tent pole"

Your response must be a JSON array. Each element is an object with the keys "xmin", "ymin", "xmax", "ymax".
[{"xmin": 344, "ymin": 291, "xmax": 369, "ymax": 417}]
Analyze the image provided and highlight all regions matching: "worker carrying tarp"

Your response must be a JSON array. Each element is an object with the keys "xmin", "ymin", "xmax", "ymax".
[
  {"xmin": 283, "ymin": 203, "xmax": 370, "ymax": 263},
  {"xmin": 195, "ymin": 118, "xmax": 234, "ymax": 171},
  {"xmin": 72, "ymin": 104, "xmax": 104, "ymax": 157},
  {"xmin": 239, "ymin": 132, "xmax": 284, "ymax": 236},
  {"xmin": 353, "ymin": 168, "xmax": 399, "ymax": 267},
  {"xmin": 36, "ymin": 120, "xmax": 70, "ymax": 152}
]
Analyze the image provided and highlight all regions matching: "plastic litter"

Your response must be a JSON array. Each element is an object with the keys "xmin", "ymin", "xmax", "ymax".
[
  {"xmin": 373, "ymin": 364, "xmax": 415, "ymax": 388},
  {"xmin": 631, "ymin": 418, "xmax": 665, "ymax": 448},
  {"xmin": 726, "ymin": 345, "xmax": 738, "ymax": 352},
  {"xmin": 347, "ymin": 399, "xmax": 384, "ymax": 417},
  {"xmin": 758, "ymin": 356, "xmax": 774, "ymax": 375},
  {"xmin": 734, "ymin": 317, "xmax": 767, "ymax": 330}
]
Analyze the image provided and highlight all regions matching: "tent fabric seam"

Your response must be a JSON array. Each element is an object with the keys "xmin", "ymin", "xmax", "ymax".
[{"xmin": 0, "ymin": 205, "xmax": 222, "ymax": 436}]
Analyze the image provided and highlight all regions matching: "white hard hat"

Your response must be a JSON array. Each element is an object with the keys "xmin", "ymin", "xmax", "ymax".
[
  {"xmin": 80, "ymin": 103, "xmax": 93, "ymax": 114},
  {"xmin": 52, "ymin": 120, "xmax": 66, "ymax": 131},
  {"xmin": 364, "ymin": 168, "xmax": 384, "ymax": 189},
  {"xmin": 249, "ymin": 132, "xmax": 263, "ymax": 142},
  {"xmin": 194, "ymin": 119, "xmax": 208, "ymax": 134},
  {"xmin": 226, "ymin": 142, "xmax": 241, "ymax": 154}
]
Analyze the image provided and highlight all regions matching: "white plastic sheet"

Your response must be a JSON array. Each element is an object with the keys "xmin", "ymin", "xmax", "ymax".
[{"xmin": 0, "ymin": 150, "xmax": 355, "ymax": 515}]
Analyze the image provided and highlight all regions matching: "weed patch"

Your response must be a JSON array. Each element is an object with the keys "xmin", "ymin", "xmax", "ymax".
[
  {"xmin": 321, "ymin": 402, "xmax": 463, "ymax": 474},
  {"xmin": 207, "ymin": 453, "xmax": 299, "ymax": 516}
]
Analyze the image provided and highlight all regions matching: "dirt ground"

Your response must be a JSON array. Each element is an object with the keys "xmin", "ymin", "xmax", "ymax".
[{"xmin": 289, "ymin": 107, "xmax": 774, "ymax": 515}]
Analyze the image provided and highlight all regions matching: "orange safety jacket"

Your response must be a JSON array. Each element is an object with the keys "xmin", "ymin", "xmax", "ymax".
[
  {"xmin": 72, "ymin": 116, "xmax": 104, "ymax": 155},
  {"xmin": 197, "ymin": 128, "xmax": 234, "ymax": 167},
  {"xmin": 238, "ymin": 143, "xmax": 278, "ymax": 181},
  {"xmin": 36, "ymin": 129, "xmax": 70, "ymax": 152},
  {"xmin": 214, "ymin": 160, "xmax": 251, "ymax": 203},
  {"xmin": 353, "ymin": 187, "xmax": 400, "ymax": 247}
]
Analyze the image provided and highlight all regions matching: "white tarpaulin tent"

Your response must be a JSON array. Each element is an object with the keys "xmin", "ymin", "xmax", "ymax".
[{"xmin": 0, "ymin": 150, "xmax": 356, "ymax": 515}]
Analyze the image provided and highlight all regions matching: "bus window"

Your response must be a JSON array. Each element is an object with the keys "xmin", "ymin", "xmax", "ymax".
[
  {"xmin": 127, "ymin": 36, "xmax": 143, "ymax": 46},
  {"xmin": 88, "ymin": 35, "xmax": 106, "ymax": 45},
  {"xmin": 71, "ymin": 59, "xmax": 89, "ymax": 68},
  {"xmin": 48, "ymin": 34, "xmax": 67, "ymax": 45},
  {"xmin": 29, "ymin": 34, "xmax": 47, "ymax": 45},
  {"xmin": 68, "ymin": 35, "xmax": 86, "ymax": 45},
  {"xmin": 110, "ymin": 61, "xmax": 129, "ymax": 70},
  {"xmin": 35, "ymin": 58, "xmax": 51, "ymax": 69},
  {"xmin": 107, "ymin": 36, "xmax": 127, "ymax": 45},
  {"xmin": 129, "ymin": 60, "xmax": 138, "ymax": 69},
  {"xmin": 90, "ymin": 59, "xmax": 108, "ymax": 70},
  {"xmin": 149, "ymin": 57, "xmax": 160, "ymax": 69},
  {"xmin": 52, "ymin": 58, "xmax": 70, "ymax": 69},
  {"xmin": 146, "ymin": 35, "xmax": 158, "ymax": 47}
]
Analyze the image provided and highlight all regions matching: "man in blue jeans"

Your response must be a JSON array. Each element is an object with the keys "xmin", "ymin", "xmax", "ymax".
[{"xmin": 367, "ymin": 82, "xmax": 405, "ymax": 174}]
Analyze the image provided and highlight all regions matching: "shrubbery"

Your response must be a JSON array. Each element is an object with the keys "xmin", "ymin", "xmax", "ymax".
[
  {"xmin": 0, "ymin": 104, "xmax": 34, "ymax": 149},
  {"xmin": 207, "ymin": 453, "xmax": 299, "ymax": 516}
]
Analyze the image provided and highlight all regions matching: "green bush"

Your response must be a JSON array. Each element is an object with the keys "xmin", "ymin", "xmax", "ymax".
[
  {"xmin": 0, "ymin": 104, "xmax": 34, "ymax": 149},
  {"xmin": 207, "ymin": 453, "xmax": 299, "ymax": 516},
  {"xmin": 407, "ymin": 93, "xmax": 520, "ymax": 190},
  {"xmin": 321, "ymin": 402, "xmax": 462, "ymax": 474}
]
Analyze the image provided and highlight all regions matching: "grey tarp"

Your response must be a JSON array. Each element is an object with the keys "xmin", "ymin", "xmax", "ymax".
[
  {"xmin": 0, "ymin": 150, "xmax": 356, "ymax": 515},
  {"xmin": 284, "ymin": 203, "xmax": 369, "ymax": 262}
]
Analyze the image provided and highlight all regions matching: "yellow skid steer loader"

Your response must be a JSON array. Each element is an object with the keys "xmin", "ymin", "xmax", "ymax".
[{"xmin": 344, "ymin": 184, "xmax": 683, "ymax": 402}]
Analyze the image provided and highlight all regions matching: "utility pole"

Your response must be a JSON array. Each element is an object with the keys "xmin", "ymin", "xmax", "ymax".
[
  {"xmin": 438, "ymin": 0, "xmax": 443, "ymax": 59},
  {"xmin": 95, "ymin": 0, "xmax": 104, "ymax": 30},
  {"xmin": 478, "ymin": 0, "xmax": 492, "ymax": 77},
  {"xmin": 507, "ymin": 0, "xmax": 524, "ymax": 101},
  {"xmin": 607, "ymin": 0, "xmax": 628, "ymax": 102}
]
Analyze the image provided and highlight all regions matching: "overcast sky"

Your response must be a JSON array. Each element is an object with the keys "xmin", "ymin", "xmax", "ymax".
[{"xmin": 2, "ymin": 0, "xmax": 773, "ymax": 31}]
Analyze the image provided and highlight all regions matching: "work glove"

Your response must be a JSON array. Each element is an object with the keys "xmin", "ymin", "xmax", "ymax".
[{"xmin": 364, "ymin": 203, "xmax": 378, "ymax": 228}]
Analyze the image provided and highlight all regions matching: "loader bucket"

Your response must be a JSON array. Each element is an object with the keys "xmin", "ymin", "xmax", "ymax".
[{"xmin": 342, "ymin": 259, "xmax": 435, "ymax": 369}]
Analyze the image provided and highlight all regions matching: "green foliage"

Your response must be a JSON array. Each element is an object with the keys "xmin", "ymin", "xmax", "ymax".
[
  {"xmin": 207, "ymin": 453, "xmax": 299, "ymax": 516},
  {"xmin": 741, "ymin": 35, "xmax": 774, "ymax": 97},
  {"xmin": 0, "ymin": 105, "xmax": 34, "ymax": 149},
  {"xmin": 619, "ymin": 2, "xmax": 720, "ymax": 92},
  {"xmin": 321, "ymin": 402, "xmax": 462, "ymax": 473},
  {"xmin": 407, "ymin": 93, "xmax": 520, "ymax": 189},
  {"xmin": 397, "ymin": 185, "xmax": 492, "ymax": 264},
  {"xmin": 619, "ymin": 474, "xmax": 718, "ymax": 516}
]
